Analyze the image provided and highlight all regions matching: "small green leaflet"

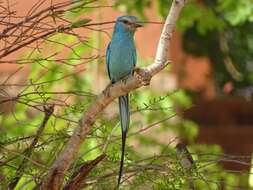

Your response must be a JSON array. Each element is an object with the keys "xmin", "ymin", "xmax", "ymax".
[{"xmin": 71, "ymin": 18, "xmax": 92, "ymax": 28}]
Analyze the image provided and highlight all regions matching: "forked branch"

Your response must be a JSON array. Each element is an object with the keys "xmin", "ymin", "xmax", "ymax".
[{"xmin": 40, "ymin": 0, "xmax": 187, "ymax": 189}]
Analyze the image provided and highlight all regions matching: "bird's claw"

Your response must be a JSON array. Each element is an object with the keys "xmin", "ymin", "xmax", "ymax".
[
  {"xmin": 122, "ymin": 76, "xmax": 128, "ymax": 84},
  {"xmin": 102, "ymin": 82, "xmax": 113, "ymax": 97}
]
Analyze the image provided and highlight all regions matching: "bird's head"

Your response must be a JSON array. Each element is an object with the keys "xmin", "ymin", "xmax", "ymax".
[{"xmin": 115, "ymin": 15, "xmax": 143, "ymax": 34}]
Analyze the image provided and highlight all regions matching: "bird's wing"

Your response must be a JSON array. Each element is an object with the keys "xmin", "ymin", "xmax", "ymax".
[
  {"xmin": 133, "ymin": 47, "xmax": 137, "ymax": 67},
  {"xmin": 106, "ymin": 42, "xmax": 112, "ymax": 80}
]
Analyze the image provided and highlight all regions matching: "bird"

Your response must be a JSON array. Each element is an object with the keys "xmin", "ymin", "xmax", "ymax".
[
  {"xmin": 176, "ymin": 143, "xmax": 211, "ymax": 190},
  {"xmin": 176, "ymin": 143, "xmax": 195, "ymax": 190},
  {"xmin": 105, "ymin": 15, "xmax": 143, "ymax": 187}
]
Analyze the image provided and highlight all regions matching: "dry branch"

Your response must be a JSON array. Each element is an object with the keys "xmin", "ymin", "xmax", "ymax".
[
  {"xmin": 40, "ymin": 0, "xmax": 187, "ymax": 189},
  {"xmin": 8, "ymin": 105, "xmax": 54, "ymax": 190},
  {"xmin": 62, "ymin": 154, "xmax": 106, "ymax": 190},
  {"xmin": 0, "ymin": 0, "xmax": 110, "ymax": 60}
]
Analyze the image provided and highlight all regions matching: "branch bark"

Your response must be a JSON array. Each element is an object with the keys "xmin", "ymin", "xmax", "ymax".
[
  {"xmin": 62, "ymin": 154, "xmax": 106, "ymax": 190},
  {"xmin": 8, "ymin": 105, "xmax": 54, "ymax": 190},
  {"xmin": 40, "ymin": 0, "xmax": 187, "ymax": 189}
]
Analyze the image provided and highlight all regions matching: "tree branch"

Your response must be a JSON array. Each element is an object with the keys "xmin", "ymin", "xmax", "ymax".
[
  {"xmin": 62, "ymin": 154, "xmax": 106, "ymax": 190},
  {"xmin": 40, "ymin": 0, "xmax": 187, "ymax": 189},
  {"xmin": 8, "ymin": 105, "xmax": 54, "ymax": 190},
  {"xmin": 0, "ymin": 0, "xmax": 113, "ymax": 60}
]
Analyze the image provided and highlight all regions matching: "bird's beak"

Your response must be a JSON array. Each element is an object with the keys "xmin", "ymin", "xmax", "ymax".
[{"xmin": 134, "ymin": 22, "xmax": 143, "ymax": 28}]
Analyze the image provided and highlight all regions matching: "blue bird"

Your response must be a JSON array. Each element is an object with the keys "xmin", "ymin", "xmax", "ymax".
[{"xmin": 106, "ymin": 15, "xmax": 142, "ymax": 187}]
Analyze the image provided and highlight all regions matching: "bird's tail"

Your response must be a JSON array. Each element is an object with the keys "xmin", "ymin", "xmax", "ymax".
[{"xmin": 117, "ymin": 94, "xmax": 130, "ymax": 187}]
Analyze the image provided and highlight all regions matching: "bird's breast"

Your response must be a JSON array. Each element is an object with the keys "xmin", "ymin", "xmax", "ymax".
[{"xmin": 109, "ymin": 38, "xmax": 136, "ymax": 82}]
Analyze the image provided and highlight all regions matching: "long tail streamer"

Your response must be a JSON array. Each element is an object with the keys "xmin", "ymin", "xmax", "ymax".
[{"xmin": 117, "ymin": 94, "xmax": 130, "ymax": 187}]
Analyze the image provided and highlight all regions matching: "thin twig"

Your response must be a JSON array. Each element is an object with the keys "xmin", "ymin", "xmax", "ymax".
[
  {"xmin": 7, "ymin": 105, "xmax": 54, "ymax": 190},
  {"xmin": 40, "ymin": 0, "xmax": 187, "ymax": 189}
]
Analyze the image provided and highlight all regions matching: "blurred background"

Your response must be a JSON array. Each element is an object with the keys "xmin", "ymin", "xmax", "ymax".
[{"xmin": 0, "ymin": 0, "xmax": 253, "ymax": 189}]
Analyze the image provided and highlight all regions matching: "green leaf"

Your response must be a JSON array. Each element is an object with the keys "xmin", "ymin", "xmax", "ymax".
[
  {"xmin": 71, "ymin": 18, "xmax": 92, "ymax": 28},
  {"xmin": 218, "ymin": 0, "xmax": 253, "ymax": 26}
]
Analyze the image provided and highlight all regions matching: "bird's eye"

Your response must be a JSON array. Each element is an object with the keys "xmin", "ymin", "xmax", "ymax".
[{"xmin": 122, "ymin": 20, "xmax": 129, "ymax": 24}]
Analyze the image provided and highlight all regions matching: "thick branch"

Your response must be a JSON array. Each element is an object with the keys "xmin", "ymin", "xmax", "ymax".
[
  {"xmin": 40, "ymin": 0, "xmax": 186, "ymax": 189},
  {"xmin": 62, "ymin": 154, "xmax": 106, "ymax": 190}
]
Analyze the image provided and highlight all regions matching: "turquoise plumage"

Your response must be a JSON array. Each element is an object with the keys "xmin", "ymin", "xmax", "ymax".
[{"xmin": 106, "ymin": 15, "xmax": 142, "ymax": 187}]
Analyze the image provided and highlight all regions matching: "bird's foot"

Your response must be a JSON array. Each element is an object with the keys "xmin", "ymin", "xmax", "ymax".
[
  {"xmin": 134, "ymin": 67, "xmax": 151, "ymax": 86},
  {"xmin": 121, "ymin": 75, "xmax": 129, "ymax": 85},
  {"xmin": 102, "ymin": 82, "xmax": 112, "ymax": 97}
]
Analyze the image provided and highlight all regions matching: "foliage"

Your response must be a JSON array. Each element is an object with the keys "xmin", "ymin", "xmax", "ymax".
[
  {"xmin": 115, "ymin": 0, "xmax": 253, "ymax": 91},
  {"xmin": 114, "ymin": 0, "xmax": 252, "ymax": 189},
  {"xmin": 0, "ymin": 0, "xmax": 249, "ymax": 189},
  {"xmin": 180, "ymin": 0, "xmax": 253, "ymax": 90}
]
